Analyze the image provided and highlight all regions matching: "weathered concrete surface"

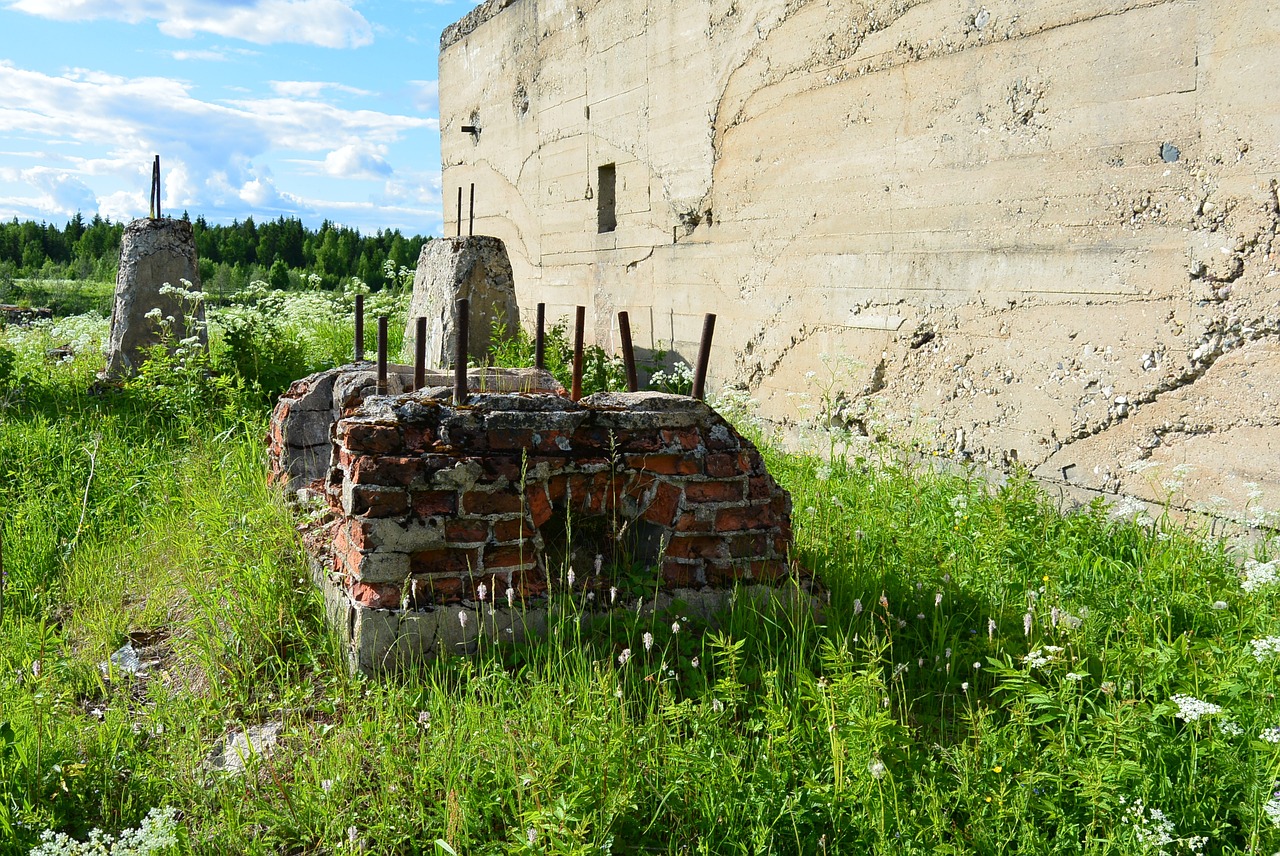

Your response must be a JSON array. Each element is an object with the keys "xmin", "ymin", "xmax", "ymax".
[
  {"xmin": 402, "ymin": 236, "xmax": 520, "ymax": 368},
  {"xmin": 105, "ymin": 218, "xmax": 206, "ymax": 377},
  {"xmin": 440, "ymin": 0, "xmax": 1280, "ymax": 525}
]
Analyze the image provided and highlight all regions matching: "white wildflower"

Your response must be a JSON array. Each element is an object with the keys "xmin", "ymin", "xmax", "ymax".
[
  {"xmin": 853, "ymin": 599, "xmax": 863, "ymax": 616},
  {"xmin": 1250, "ymin": 636, "xmax": 1280, "ymax": 661},
  {"xmin": 567, "ymin": 569, "xmax": 575, "ymax": 588},
  {"xmin": 476, "ymin": 582, "xmax": 488, "ymax": 602},
  {"xmin": 1243, "ymin": 559, "xmax": 1279, "ymax": 593},
  {"xmin": 935, "ymin": 592, "xmax": 943, "ymax": 608},
  {"xmin": 609, "ymin": 586, "xmax": 618, "ymax": 604},
  {"xmin": 691, "ymin": 657, "xmax": 700, "ymax": 669},
  {"xmin": 1023, "ymin": 613, "xmax": 1033, "ymax": 636},
  {"xmin": 506, "ymin": 587, "xmax": 515, "ymax": 608},
  {"xmin": 643, "ymin": 632, "xmax": 654, "ymax": 652},
  {"xmin": 618, "ymin": 648, "xmax": 632, "ymax": 667},
  {"xmin": 1170, "ymin": 694, "xmax": 1222, "ymax": 722},
  {"xmin": 1260, "ymin": 727, "xmax": 1280, "ymax": 743},
  {"xmin": 1219, "ymin": 720, "xmax": 1243, "ymax": 737},
  {"xmin": 458, "ymin": 611, "xmax": 468, "ymax": 630},
  {"xmin": 671, "ymin": 621, "xmax": 680, "ymax": 635},
  {"xmin": 1211, "ymin": 600, "xmax": 1229, "ymax": 610},
  {"xmin": 1264, "ymin": 793, "xmax": 1280, "ymax": 827},
  {"xmin": 988, "ymin": 618, "xmax": 996, "ymax": 640},
  {"xmin": 868, "ymin": 759, "xmax": 887, "ymax": 780}
]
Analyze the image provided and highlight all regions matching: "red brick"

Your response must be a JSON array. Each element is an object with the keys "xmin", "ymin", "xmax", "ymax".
[
  {"xmin": 334, "ymin": 542, "xmax": 364, "ymax": 578},
  {"xmin": 443, "ymin": 518, "xmax": 488, "ymax": 542},
  {"xmin": 546, "ymin": 476, "xmax": 568, "ymax": 503},
  {"xmin": 411, "ymin": 548, "xmax": 477, "ymax": 576},
  {"xmin": 748, "ymin": 476, "xmax": 775, "ymax": 500},
  {"xmin": 727, "ymin": 532, "xmax": 770, "ymax": 559},
  {"xmin": 704, "ymin": 452, "xmax": 741, "ymax": 479},
  {"xmin": 491, "ymin": 515, "xmax": 533, "ymax": 542},
  {"xmin": 462, "ymin": 490, "xmax": 524, "ymax": 515},
  {"xmin": 350, "ymin": 486, "xmax": 408, "ymax": 518},
  {"xmin": 674, "ymin": 511, "xmax": 713, "ymax": 533},
  {"xmin": 414, "ymin": 576, "xmax": 465, "ymax": 603},
  {"xmin": 625, "ymin": 454, "xmax": 702, "ymax": 475},
  {"xmin": 747, "ymin": 560, "xmax": 789, "ymax": 582},
  {"xmin": 488, "ymin": 428, "xmax": 536, "ymax": 451},
  {"xmin": 348, "ymin": 456, "xmax": 422, "ymax": 487},
  {"xmin": 336, "ymin": 520, "xmax": 373, "ymax": 552},
  {"xmin": 412, "ymin": 490, "xmax": 457, "ymax": 517},
  {"xmin": 342, "ymin": 423, "xmax": 402, "ymax": 454},
  {"xmin": 478, "ymin": 456, "xmax": 523, "ymax": 480},
  {"xmin": 484, "ymin": 544, "xmax": 535, "ymax": 570},
  {"xmin": 714, "ymin": 504, "xmax": 776, "ymax": 532},
  {"xmin": 403, "ymin": 426, "xmax": 438, "ymax": 451},
  {"xmin": 349, "ymin": 580, "xmax": 400, "ymax": 609},
  {"xmin": 661, "ymin": 559, "xmax": 698, "ymax": 588},
  {"xmin": 685, "ymin": 480, "xmax": 744, "ymax": 503},
  {"xmin": 666, "ymin": 535, "xmax": 723, "ymax": 560},
  {"xmin": 661, "ymin": 428, "xmax": 701, "ymax": 451},
  {"xmin": 706, "ymin": 561, "xmax": 739, "ymax": 586},
  {"xmin": 526, "ymin": 485, "xmax": 554, "ymax": 527},
  {"xmin": 640, "ymin": 481, "xmax": 681, "ymax": 526}
]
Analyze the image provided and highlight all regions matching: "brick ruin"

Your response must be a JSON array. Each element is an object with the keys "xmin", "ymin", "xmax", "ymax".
[{"xmin": 267, "ymin": 363, "xmax": 796, "ymax": 671}]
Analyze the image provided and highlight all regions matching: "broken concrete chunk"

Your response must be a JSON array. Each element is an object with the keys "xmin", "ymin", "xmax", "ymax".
[
  {"xmin": 402, "ymin": 236, "xmax": 520, "ymax": 369},
  {"xmin": 104, "ymin": 218, "xmax": 206, "ymax": 378}
]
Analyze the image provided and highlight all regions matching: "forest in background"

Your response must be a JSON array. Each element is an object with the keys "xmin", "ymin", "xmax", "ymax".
[{"xmin": 0, "ymin": 212, "xmax": 431, "ymax": 297}]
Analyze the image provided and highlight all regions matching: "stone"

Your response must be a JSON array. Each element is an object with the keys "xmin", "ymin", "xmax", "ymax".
[
  {"xmin": 401, "ymin": 236, "xmax": 519, "ymax": 369},
  {"xmin": 104, "ymin": 218, "xmax": 206, "ymax": 377},
  {"xmin": 203, "ymin": 722, "xmax": 283, "ymax": 776}
]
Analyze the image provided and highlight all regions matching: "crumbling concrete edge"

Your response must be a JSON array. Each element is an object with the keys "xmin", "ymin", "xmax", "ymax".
[
  {"xmin": 441, "ymin": 0, "xmax": 520, "ymax": 50},
  {"xmin": 308, "ymin": 552, "xmax": 819, "ymax": 675}
]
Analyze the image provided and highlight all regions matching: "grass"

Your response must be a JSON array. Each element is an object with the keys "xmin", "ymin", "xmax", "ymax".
[{"xmin": 1, "ymin": 294, "xmax": 1279, "ymax": 854}]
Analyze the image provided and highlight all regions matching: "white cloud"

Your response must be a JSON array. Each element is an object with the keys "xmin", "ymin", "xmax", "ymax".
[
  {"xmin": 0, "ymin": 60, "xmax": 438, "ymax": 229},
  {"xmin": 6, "ymin": 0, "xmax": 374, "ymax": 48},
  {"xmin": 271, "ymin": 80, "xmax": 373, "ymax": 99},
  {"xmin": 22, "ymin": 166, "xmax": 98, "ymax": 215},
  {"xmin": 323, "ymin": 144, "xmax": 392, "ymax": 179}
]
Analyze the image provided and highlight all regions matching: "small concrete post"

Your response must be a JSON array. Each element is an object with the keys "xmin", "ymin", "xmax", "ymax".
[{"xmin": 104, "ymin": 217, "xmax": 206, "ymax": 377}]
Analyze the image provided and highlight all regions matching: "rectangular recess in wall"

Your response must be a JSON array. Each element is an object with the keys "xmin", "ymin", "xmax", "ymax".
[{"xmin": 597, "ymin": 164, "xmax": 617, "ymax": 234}]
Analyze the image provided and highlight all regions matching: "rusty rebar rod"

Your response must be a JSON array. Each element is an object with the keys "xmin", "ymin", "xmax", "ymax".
[
  {"xmin": 618, "ymin": 311, "xmax": 638, "ymax": 392},
  {"xmin": 456, "ymin": 187, "xmax": 463, "ymax": 238},
  {"xmin": 454, "ymin": 298, "xmax": 470, "ymax": 405},
  {"xmin": 376, "ymin": 316, "xmax": 389, "ymax": 395},
  {"xmin": 469, "ymin": 183, "xmax": 475, "ymax": 237},
  {"xmin": 150, "ymin": 156, "xmax": 161, "ymax": 220},
  {"xmin": 354, "ymin": 294, "xmax": 365, "ymax": 362},
  {"xmin": 571, "ymin": 305, "xmax": 585, "ymax": 401},
  {"xmin": 692, "ymin": 313, "xmax": 716, "ymax": 400},
  {"xmin": 414, "ymin": 316, "xmax": 426, "ymax": 391},
  {"xmin": 534, "ymin": 302, "xmax": 546, "ymax": 370}
]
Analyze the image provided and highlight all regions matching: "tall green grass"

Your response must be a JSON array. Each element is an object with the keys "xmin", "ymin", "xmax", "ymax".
[{"xmin": 1, "ymin": 310, "xmax": 1278, "ymax": 854}]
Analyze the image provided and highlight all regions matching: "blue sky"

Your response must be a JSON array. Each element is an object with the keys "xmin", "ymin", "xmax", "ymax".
[{"xmin": 0, "ymin": 0, "xmax": 480, "ymax": 236}]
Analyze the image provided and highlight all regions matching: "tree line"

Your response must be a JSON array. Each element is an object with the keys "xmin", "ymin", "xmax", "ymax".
[{"xmin": 0, "ymin": 213, "xmax": 431, "ymax": 293}]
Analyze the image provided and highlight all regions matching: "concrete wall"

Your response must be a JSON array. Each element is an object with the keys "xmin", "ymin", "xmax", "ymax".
[{"xmin": 439, "ymin": 0, "xmax": 1280, "ymax": 525}]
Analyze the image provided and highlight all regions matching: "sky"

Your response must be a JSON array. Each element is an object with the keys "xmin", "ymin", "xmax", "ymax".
[{"xmin": 0, "ymin": 0, "xmax": 482, "ymax": 236}]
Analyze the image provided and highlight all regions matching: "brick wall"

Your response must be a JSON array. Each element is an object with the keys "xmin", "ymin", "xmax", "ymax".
[{"xmin": 268, "ymin": 367, "xmax": 794, "ymax": 610}]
